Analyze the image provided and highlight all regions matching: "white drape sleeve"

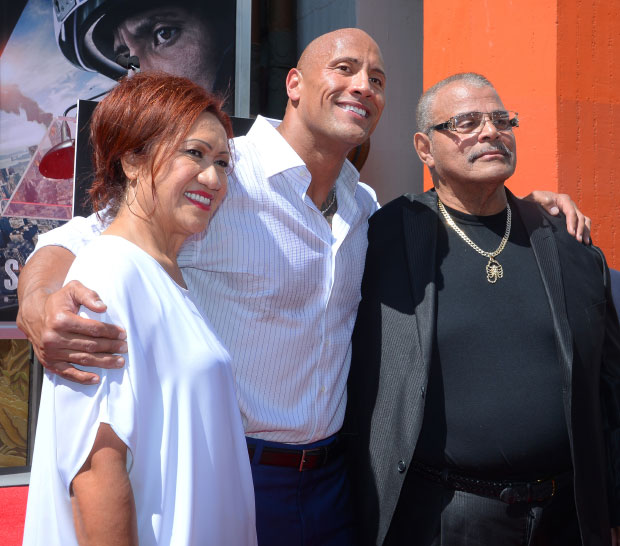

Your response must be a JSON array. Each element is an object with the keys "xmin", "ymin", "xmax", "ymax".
[
  {"xmin": 52, "ymin": 244, "xmax": 138, "ymax": 492},
  {"xmin": 30, "ymin": 211, "xmax": 108, "ymax": 260}
]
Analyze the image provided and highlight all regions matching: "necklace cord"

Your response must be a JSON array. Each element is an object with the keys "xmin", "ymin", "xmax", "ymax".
[{"xmin": 320, "ymin": 188, "xmax": 337, "ymax": 215}]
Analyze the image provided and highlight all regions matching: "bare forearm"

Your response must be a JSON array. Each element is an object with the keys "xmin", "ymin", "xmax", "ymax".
[
  {"xmin": 71, "ymin": 424, "xmax": 138, "ymax": 545},
  {"xmin": 15, "ymin": 245, "xmax": 126, "ymax": 382},
  {"xmin": 17, "ymin": 246, "xmax": 76, "ymax": 340}
]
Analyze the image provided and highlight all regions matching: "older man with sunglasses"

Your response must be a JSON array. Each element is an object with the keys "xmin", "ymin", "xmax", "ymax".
[{"xmin": 346, "ymin": 72, "xmax": 620, "ymax": 546}]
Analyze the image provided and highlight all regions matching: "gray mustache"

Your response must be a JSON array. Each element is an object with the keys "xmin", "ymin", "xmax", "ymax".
[{"xmin": 468, "ymin": 144, "xmax": 512, "ymax": 162}]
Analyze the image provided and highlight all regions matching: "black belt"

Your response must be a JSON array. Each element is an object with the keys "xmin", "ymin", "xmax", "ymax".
[
  {"xmin": 411, "ymin": 460, "xmax": 570, "ymax": 505},
  {"xmin": 247, "ymin": 438, "xmax": 345, "ymax": 472}
]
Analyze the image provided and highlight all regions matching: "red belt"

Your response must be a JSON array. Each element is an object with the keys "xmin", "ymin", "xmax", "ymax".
[{"xmin": 247, "ymin": 439, "xmax": 344, "ymax": 472}]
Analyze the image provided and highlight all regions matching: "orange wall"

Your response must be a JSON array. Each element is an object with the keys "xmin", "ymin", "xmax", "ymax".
[
  {"xmin": 423, "ymin": 0, "xmax": 620, "ymax": 267},
  {"xmin": 423, "ymin": 1, "xmax": 559, "ymax": 196},
  {"xmin": 557, "ymin": 0, "xmax": 620, "ymax": 267}
]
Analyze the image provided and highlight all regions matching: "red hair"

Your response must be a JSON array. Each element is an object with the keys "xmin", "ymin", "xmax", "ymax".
[{"xmin": 88, "ymin": 71, "xmax": 233, "ymax": 215}]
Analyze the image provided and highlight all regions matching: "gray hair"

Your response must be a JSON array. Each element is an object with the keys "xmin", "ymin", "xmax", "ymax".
[{"xmin": 416, "ymin": 73, "xmax": 494, "ymax": 133}]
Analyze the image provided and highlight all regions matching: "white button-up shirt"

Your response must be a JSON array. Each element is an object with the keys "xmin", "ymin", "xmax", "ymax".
[{"xmin": 34, "ymin": 116, "xmax": 379, "ymax": 444}]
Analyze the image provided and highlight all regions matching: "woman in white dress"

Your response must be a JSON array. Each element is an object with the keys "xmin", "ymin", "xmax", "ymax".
[{"xmin": 22, "ymin": 72, "xmax": 257, "ymax": 545}]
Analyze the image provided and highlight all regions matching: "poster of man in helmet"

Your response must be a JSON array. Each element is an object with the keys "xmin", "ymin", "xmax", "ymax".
[{"xmin": 0, "ymin": 0, "xmax": 236, "ymax": 321}]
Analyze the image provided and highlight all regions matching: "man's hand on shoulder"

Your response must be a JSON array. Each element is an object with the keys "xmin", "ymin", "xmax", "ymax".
[
  {"xmin": 522, "ymin": 190, "xmax": 591, "ymax": 244},
  {"xmin": 18, "ymin": 280, "xmax": 127, "ymax": 385}
]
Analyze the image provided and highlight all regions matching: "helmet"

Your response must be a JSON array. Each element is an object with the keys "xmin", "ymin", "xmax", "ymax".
[
  {"xmin": 53, "ymin": 0, "xmax": 127, "ymax": 80},
  {"xmin": 53, "ymin": 0, "xmax": 236, "ymax": 92}
]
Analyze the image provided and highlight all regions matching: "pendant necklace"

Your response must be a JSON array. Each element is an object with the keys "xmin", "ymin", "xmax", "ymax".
[{"xmin": 437, "ymin": 198, "xmax": 511, "ymax": 284}]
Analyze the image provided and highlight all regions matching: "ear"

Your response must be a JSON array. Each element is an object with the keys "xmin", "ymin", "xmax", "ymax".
[
  {"xmin": 285, "ymin": 68, "xmax": 302, "ymax": 102},
  {"xmin": 413, "ymin": 132, "xmax": 435, "ymax": 169},
  {"xmin": 120, "ymin": 152, "xmax": 141, "ymax": 181}
]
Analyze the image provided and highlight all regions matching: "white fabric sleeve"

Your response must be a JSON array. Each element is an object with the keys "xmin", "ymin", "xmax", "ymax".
[
  {"xmin": 51, "ymin": 338, "xmax": 136, "ymax": 494},
  {"xmin": 30, "ymin": 212, "xmax": 108, "ymax": 260},
  {"xmin": 51, "ymin": 244, "xmax": 137, "ymax": 493}
]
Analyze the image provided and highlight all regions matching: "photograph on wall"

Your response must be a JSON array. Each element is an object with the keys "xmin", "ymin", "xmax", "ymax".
[{"xmin": 0, "ymin": 0, "xmax": 237, "ymax": 321}]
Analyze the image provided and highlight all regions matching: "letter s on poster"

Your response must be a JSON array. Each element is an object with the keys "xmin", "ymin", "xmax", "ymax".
[{"xmin": 4, "ymin": 259, "xmax": 18, "ymax": 290}]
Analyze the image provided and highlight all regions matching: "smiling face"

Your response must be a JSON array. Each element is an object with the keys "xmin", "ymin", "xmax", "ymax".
[
  {"xmin": 291, "ymin": 29, "xmax": 386, "ymax": 152},
  {"xmin": 133, "ymin": 111, "xmax": 230, "ymax": 240},
  {"xmin": 113, "ymin": 6, "xmax": 220, "ymax": 92},
  {"xmin": 421, "ymin": 82, "xmax": 517, "ymax": 189}
]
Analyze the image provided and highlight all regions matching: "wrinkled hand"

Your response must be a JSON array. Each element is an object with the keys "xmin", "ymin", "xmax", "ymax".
[
  {"xmin": 17, "ymin": 280, "xmax": 127, "ymax": 384},
  {"xmin": 523, "ymin": 191, "xmax": 591, "ymax": 244}
]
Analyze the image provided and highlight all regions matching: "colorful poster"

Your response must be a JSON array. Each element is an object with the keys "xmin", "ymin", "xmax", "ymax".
[{"xmin": 0, "ymin": 0, "xmax": 237, "ymax": 320}]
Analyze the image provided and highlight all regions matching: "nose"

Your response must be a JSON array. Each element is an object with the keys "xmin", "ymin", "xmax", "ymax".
[
  {"xmin": 112, "ymin": 39, "xmax": 131, "ymax": 60},
  {"xmin": 350, "ymin": 69, "xmax": 371, "ymax": 95},
  {"xmin": 198, "ymin": 164, "xmax": 223, "ymax": 190},
  {"xmin": 478, "ymin": 117, "xmax": 500, "ymax": 141}
]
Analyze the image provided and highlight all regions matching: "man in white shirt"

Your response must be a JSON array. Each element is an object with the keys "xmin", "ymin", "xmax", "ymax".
[{"xmin": 17, "ymin": 28, "xmax": 589, "ymax": 545}]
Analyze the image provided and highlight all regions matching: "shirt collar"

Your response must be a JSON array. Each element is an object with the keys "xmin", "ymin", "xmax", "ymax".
[
  {"xmin": 243, "ymin": 115, "xmax": 361, "ymax": 196},
  {"xmin": 336, "ymin": 154, "xmax": 362, "ymax": 196},
  {"xmin": 244, "ymin": 116, "xmax": 305, "ymax": 179}
]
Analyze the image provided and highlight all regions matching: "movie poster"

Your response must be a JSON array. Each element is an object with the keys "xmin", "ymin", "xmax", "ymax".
[{"xmin": 0, "ymin": 0, "xmax": 237, "ymax": 321}]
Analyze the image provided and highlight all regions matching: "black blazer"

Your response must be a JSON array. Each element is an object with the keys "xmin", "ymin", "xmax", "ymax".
[
  {"xmin": 611, "ymin": 268, "xmax": 620, "ymax": 315},
  {"xmin": 345, "ymin": 189, "xmax": 620, "ymax": 546}
]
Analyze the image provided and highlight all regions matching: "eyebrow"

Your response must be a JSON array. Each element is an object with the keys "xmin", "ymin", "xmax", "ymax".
[
  {"xmin": 184, "ymin": 139, "xmax": 229, "ymax": 156},
  {"xmin": 331, "ymin": 56, "xmax": 386, "ymax": 78},
  {"xmin": 452, "ymin": 110, "xmax": 508, "ymax": 117},
  {"xmin": 123, "ymin": 10, "xmax": 185, "ymax": 37}
]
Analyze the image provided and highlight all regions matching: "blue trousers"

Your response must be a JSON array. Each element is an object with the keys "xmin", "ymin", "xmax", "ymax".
[{"xmin": 247, "ymin": 435, "xmax": 355, "ymax": 546}]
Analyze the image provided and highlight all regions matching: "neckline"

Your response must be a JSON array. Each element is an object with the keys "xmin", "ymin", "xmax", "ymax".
[
  {"xmin": 99, "ymin": 234, "xmax": 189, "ymax": 293},
  {"xmin": 441, "ymin": 203, "xmax": 508, "ymax": 227}
]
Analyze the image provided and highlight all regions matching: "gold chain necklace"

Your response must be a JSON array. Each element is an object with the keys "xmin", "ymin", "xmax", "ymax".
[
  {"xmin": 320, "ymin": 188, "xmax": 337, "ymax": 215},
  {"xmin": 437, "ymin": 198, "xmax": 511, "ymax": 284}
]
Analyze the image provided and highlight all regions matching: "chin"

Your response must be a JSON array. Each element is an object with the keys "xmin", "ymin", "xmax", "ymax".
[
  {"xmin": 183, "ymin": 215, "xmax": 213, "ymax": 235},
  {"xmin": 342, "ymin": 129, "xmax": 370, "ymax": 148},
  {"xmin": 477, "ymin": 164, "xmax": 514, "ymax": 180}
]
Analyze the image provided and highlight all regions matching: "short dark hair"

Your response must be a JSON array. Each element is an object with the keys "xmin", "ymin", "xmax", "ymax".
[
  {"xmin": 88, "ymin": 71, "xmax": 233, "ymax": 216},
  {"xmin": 416, "ymin": 73, "xmax": 494, "ymax": 133}
]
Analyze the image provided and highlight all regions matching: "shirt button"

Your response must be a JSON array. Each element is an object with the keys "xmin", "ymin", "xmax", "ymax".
[
  {"xmin": 397, "ymin": 460, "xmax": 407, "ymax": 473},
  {"xmin": 319, "ymin": 386, "xmax": 326, "ymax": 393}
]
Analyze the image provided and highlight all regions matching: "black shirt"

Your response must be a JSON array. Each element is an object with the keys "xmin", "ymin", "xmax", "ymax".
[{"xmin": 412, "ymin": 200, "xmax": 572, "ymax": 480}]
